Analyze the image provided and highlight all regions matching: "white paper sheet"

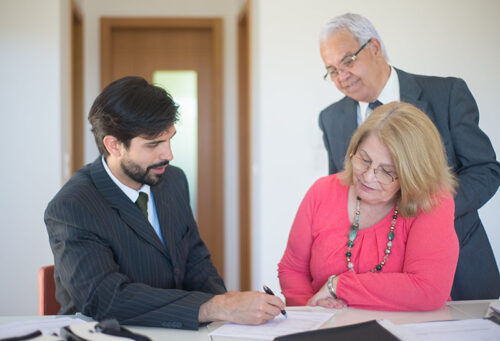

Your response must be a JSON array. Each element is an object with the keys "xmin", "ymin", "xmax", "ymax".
[
  {"xmin": 401, "ymin": 319, "xmax": 500, "ymax": 341},
  {"xmin": 208, "ymin": 310, "xmax": 334, "ymax": 340},
  {"xmin": 0, "ymin": 317, "xmax": 86, "ymax": 339}
]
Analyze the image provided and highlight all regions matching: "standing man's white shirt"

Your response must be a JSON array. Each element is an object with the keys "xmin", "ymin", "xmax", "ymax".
[{"xmin": 357, "ymin": 66, "xmax": 400, "ymax": 125}]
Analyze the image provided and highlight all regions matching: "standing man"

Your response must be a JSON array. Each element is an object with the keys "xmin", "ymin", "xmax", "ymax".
[
  {"xmin": 318, "ymin": 13, "xmax": 500, "ymax": 300},
  {"xmin": 45, "ymin": 76, "xmax": 284, "ymax": 329}
]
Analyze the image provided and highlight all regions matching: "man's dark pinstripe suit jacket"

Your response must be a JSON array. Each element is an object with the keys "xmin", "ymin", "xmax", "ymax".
[{"xmin": 44, "ymin": 157, "xmax": 226, "ymax": 330}]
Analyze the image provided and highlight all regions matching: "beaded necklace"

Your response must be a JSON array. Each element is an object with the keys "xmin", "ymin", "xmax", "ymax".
[{"xmin": 346, "ymin": 196, "xmax": 398, "ymax": 272}]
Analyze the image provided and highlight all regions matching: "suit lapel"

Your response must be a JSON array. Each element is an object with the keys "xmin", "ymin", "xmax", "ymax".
[
  {"xmin": 396, "ymin": 68, "xmax": 432, "ymax": 121},
  {"xmin": 338, "ymin": 97, "xmax": 358, "ymax": 165},
  {"xmin": 343, "ymin": 97, "xmax": 358, "ymax": 144},
  {"xmin": 152, "ymin": 176, "xmax": 186, "ymax": 288},
  {"xmin": 152, "ymin": 183, "xmax": 178, "ymax": 265},
  {"xmin": 89, "ymin": 157, "xmax": 170, "ymax": 259}
]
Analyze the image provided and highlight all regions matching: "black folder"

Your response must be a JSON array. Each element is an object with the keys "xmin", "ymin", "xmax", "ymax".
[{"xmin": 274, "ymin": 320, "xmax": 400, "ymax": 341}]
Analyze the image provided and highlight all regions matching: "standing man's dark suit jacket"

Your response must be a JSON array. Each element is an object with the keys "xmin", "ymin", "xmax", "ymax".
[
  {"xmin": 319, "ymin": 68, "xmax": 500, "ymax": 300},
  {"xmin": 44, "ymin": 157, "xmax": 226, "ymax": 330}
]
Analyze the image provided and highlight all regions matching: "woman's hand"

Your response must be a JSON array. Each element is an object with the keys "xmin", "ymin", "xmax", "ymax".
[{"xmin": 307, "ymin": 279, "xmax": 347, "ymax": 309}]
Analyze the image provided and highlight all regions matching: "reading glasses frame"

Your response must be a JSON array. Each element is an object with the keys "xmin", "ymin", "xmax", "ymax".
[
  {"xmin": 323, "ymin": 38, "xmax": 373, "ymax": 81},
  {"xmin": 351, "ymin": 154, "xmax": 398, "ymax": 184}
]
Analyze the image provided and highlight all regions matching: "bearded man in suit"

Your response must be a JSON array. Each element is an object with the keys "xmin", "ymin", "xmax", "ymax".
[
  {"xmin": 45, "ymin": 76, "xmax": 284, "ymax": 329},
  {"xmin": 318, "ymin": 13, "xmax": 500, "ymax": 300}
]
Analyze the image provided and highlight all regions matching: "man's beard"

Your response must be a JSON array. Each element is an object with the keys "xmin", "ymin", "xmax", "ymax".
[{"xmin": 120, "ymin": 158, "xmax": 169, "ymax": 187}]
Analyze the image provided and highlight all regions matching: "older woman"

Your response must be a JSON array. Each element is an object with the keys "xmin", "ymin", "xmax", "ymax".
[{"xmin": 278, "ymin": 102, "xmax": 459, "ymax": 311}]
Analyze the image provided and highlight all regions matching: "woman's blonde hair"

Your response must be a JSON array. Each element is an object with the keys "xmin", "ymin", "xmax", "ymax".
[{"xmin": 339, "ymin": 101, "xmax": 456, "ymax": 217}]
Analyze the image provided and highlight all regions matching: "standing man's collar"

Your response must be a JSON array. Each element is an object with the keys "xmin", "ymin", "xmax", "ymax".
[
  {"xmin": 357, "ymin": 66, "xmax": 400, "ymax": 124},
  {"xmin": 377, "ymin": 65, "xmax": 400, "ymax": 104}
]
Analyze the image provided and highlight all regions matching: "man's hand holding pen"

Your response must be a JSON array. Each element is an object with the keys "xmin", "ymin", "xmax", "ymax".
[
  {"xmin": 199, "ymin": 290, "xmax": 286, "ymax": 325},
  {"xmin": 263, "ymin": 285, "xmax": 288, "ymax": 318}
]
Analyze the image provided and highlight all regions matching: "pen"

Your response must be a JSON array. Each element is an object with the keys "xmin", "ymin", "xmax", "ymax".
[{"xmin": 263, "ymin": 285, "xmax": 287, "ymax": 318}]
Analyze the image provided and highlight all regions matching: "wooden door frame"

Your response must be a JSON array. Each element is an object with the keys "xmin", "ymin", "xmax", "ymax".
[
  {"xmin": 100, "ymin": 17, "xmax": 225, "ymax": 277},
  {"xmin": 70, "ymin": 0, "xmax": 84, "ymax": 175},
  {"xmin": 238, "ymin": 1, "xmax": 252, "ymax": 290}
]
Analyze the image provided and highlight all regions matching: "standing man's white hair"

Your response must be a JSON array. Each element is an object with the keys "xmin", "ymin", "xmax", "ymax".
[{"xmin": 320, "ymin": 13, "xmax": 389, "ymax": 61}]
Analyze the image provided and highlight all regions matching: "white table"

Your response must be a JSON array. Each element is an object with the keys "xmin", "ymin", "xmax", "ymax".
[{"xmin": 0, "ymin": 300, "xmax": 495, "ymax": 341}]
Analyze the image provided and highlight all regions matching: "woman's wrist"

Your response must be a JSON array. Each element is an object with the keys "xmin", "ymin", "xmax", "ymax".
[{"xmin": 327, "ymin": 275, "xmax": 338, "ymax": 298}]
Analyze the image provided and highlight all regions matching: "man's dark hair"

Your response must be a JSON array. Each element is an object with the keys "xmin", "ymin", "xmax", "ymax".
[{"xmin": 88, "ymin": 76, "xmax": 179, "ymax": 156}]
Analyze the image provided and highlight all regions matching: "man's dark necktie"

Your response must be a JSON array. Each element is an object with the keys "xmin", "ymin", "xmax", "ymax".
[
  {"xmin": 369, "ymin": 100, "xmax": 383, "ymax": 110},
  {"xmin": 135, "ymin": 192, "xmax": 149, "ymax": 219}
]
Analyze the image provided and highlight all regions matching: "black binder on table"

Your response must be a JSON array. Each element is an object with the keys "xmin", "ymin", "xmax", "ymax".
[{"xmin": 274, "ymin": 320, "xmax": 400, "ymax": 341}]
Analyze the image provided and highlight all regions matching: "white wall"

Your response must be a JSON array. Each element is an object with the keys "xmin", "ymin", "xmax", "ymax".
[
  {"xmin": 81, "ymin": 0, "xmax": 245, "ymax": 290},
  {"xmin": 0, "ymin": 0, "xmax": 244, "ymax": 315},
  {"xmin": 1, "ymin": 0, "xmax": 498, "ymax": 316},
  {"xmin": 0, "ymin": 0, "xmax": 70, "ymax": 315},
  {"xmin": 250, "ymin": 0, "xmax": 500, "ymax": 296}
]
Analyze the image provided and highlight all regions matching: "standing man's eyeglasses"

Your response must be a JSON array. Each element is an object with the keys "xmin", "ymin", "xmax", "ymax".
[{"xmin": 323, "ymin": 38, "xmax": 372, "ymax": 80}]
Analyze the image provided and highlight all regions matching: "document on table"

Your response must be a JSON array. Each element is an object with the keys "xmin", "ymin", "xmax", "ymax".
[
  {"xmin": 208, "ymin": 310, "xmax": 334, "ymax": 340},
  {"xmin": 0, "ymin": 317, "xmax": 86, "ymax": 339},
  {"xmin": 401, "ymin": 319, "xmax": 500, "ymax": 341}
]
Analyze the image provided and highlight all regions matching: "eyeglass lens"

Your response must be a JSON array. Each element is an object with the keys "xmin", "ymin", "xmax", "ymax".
[{"xmin": 352, "ymin": 156, "xmax": 395, "ymax": 184}]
